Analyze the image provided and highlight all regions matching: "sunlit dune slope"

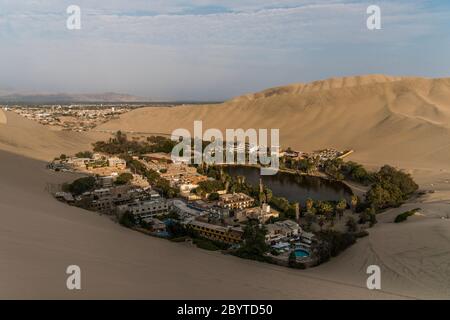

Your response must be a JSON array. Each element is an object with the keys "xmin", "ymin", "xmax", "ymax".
[{"xmin": 97, "ymin": 75, "xmax": 450, "ymax": 170}]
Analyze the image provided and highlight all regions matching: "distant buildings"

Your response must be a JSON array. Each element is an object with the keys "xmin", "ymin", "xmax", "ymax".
[
  {"xmin": 7, "ymin": 104, "xmax": 135, "ymax": 131},
  {"xmin": 108, "ymin": 157, "xmax": 126, "ymax": 170},
  {"xmin": 55, "ymin": 192, "xmax": 74, "ymax": 203},
  {"xmin": 235, "ymin": 203, "xmax": 279, "ymax": 224},
  {"xmin": 265, "ymin": 220, "xmax": 301, "ymax": 243},
  {"xmin": 117, "ymin": 198, "xmax": 169, "ymax": 220},
  {"xmin": 218, "ymin": 193, "xmax": 254, "ymax": 210},
  {"xmin": 186, "ymin": 220, "xmax": 243, "ymax": 244},
  {"xmin": 280, "ymin": 147, "xmax": 353, "ymax": 162}
]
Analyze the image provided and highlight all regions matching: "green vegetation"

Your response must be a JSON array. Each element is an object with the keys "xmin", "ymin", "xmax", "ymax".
[
  {"xmin": 207, "ymin": 192, "xmax": 220, "ymax": 201},
  {"xmin": 194, "ymin": 180, "xmax": 225, "ymax": 196},
  {"xmin": 193, "ymin": 238, "xmax": 220, "ymax": 251},
  {"xmin": 75, "ymin": 151, "xmax": 93, "ymax": 158},
  {"xmin": 394, "ymin": 208, "xmax": 420, "ymax": 223},
  {"xmin": 359, "ymin": 207, "xmax": 377, "ymax": 226},
  {"xmin": 315, "ymin": 231, "xmax": 357, "ymax": 265},
  {"xmin": 114, "ymin": 172, "xmax": 133, "ymax": 185},
  {"xmin": 62, "ymin": 176, "xmax": 96, "ymax": 195},
  {"xmin": 235, "ymin": 219, "xmax": 270, "ymax": 262},
  {"xmin": 345, "ymin": 216, "xmax": 358, "ymax": 232},
  {"xmin": 93, "ymin": 131, "xmax": 177, "ymax": 156},
  {"xmin": 121, "ymin": 156, "xmax": 178, "ymax": 198},
  {"xmin": 322, "ymin": 159, "xmax": 375, "ymax": 184},
  {"xmin": 366, "ymin": 165, "xmax": 418, "ymax": 210},
  {"xmin": 166, "ymin": 221, "xmax": 188, "ymax": 238},
  {"xmin": 323, "ymin": 159, "xmax": 345, "ymax": 180},
  {"xmin": 340, "ymin": 161, "xmax": 375, "ymax": 185},
  {"xmin": 119, "ymin": 212, "xmax": 136, "ymax": 228},
  {"xmin": 288, "ymin": 251, "xmax": 297, "ymax": 267}
]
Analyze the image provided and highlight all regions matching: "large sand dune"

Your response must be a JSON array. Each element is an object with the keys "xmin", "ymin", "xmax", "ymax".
[
  {"xmin": 0, "ymin": 149, "xmax": 407, "ymax": 299},
  {"xmin": 98, "ymin": 75, "xmax": 450, "ymax": 170}
]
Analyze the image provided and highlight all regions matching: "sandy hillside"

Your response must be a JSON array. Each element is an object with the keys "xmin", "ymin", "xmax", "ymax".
[
  {"xmin": 98, "ymin": 75, "xmax": 450, "ymax": 171},
  {"xmin": 0, "ymin": 149, "xmax": 406, "ymax": 299},
  {"xmin": 0, "ymin": 109, "xmax": 6, "ymax": 125},
  {"xmin": 1, "ymin": 76, "xmax": 449, "ymax": 299},
  {"xmin": 0, "ymin": 110, "xmax": 106, "ymax": 161}
]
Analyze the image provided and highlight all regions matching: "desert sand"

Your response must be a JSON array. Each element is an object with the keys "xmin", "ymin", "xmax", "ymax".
[
  {"xmin": 1, "ymin": 75, "xmax": 449, "ymax": 299},
  {"xmin": 98, "ymin": 75, "xmax": 450, "ymax": 170}
]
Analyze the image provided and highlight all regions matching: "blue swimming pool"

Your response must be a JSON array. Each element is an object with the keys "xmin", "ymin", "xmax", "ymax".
[{"xmin": 294, "ymin": 249, "xmax": 310, "ymax": 258}]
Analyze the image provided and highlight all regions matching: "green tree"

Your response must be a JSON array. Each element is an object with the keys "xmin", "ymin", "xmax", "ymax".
[
  {"xmin": 336, "ymin": 198, "xmax": 347, "ymax": 220},
  {"xmin": 306, "ymin": 198, "xmax": 314, "ymax": 213},
  {"xmin": 350, "ymin": 195, "xmax": 358, "ymax": 212},
  {"xmin": 288, "ymin": 251, "xmax": 297, "ymax": 267},
  {"xmin": 67, "ymin": 176, "xmax": 96, "ymax": 195},
  {"xmin": 114, "ymin": 172, "xmax": 133, "ymax": 185},
  {"xmin": 75, "ymin": 151, "xmax": 93, "ymax": 158},
  {"xmin": 346, "ymin": 216, "xmax": 357, "ymax": 233},
  {"xmin": 208, "ymin": 192, "xmax": 220, "ymax": 201},
  {"xmin": 237, "ymin": 219, "xmax": 269, "ymax": 259},
  {"xmin": 119, "ymin": 212, "xmax": 136, "ymax": 228}
]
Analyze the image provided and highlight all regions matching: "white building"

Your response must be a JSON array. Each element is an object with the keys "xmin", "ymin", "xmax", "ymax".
[
  {"xmin": 118, "ymin": 198, "xmax": 169, "ymax": 219},
  {"xmin": 108, "ymin": 157, "xmax": 126, "ymax": 169},
  {"xmin": 265, "ymin": 220, "xmax": 301, "ymax": 243}
]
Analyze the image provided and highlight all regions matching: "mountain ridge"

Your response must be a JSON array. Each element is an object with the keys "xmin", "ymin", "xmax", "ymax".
[{"xmin": 0, "ymin": 91, "xmax": 148, "ymax": 103}]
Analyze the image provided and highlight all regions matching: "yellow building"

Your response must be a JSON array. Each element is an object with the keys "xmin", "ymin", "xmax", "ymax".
[
  {"xmin": 187, "ymin": 220, "xmax": 243, "ymax": 244},
  {"xmin": 218, "ymin": 193, "xmax": 254, "ymax": 210}
]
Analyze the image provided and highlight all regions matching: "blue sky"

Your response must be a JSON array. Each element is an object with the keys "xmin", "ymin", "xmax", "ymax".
[{"xmin": 0, "ymin": 0, "xmax": 450, "ymax": 100}]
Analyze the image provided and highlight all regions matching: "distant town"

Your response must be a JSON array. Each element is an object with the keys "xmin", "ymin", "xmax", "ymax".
[{"xmin": 3, "ymin": 104, "xmax": 143, "ymax": 131}]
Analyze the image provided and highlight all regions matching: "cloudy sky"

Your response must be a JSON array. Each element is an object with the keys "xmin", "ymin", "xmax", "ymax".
[{"xmin": 0, "ymin": 0, "xmax": 449, "ymax": 100}]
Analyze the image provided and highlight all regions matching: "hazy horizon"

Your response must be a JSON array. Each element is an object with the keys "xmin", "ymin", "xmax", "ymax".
[{"xmin": 1, "ymin": 0, "xmax": 450, "ymax": 101}]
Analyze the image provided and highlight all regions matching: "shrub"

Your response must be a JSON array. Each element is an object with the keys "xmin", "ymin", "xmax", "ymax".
[
  {"xmin": 67, "ymin": 176, "xmax": 96, "ymax": 195},
  {"xmin": 114, "ymin": 172, "xmax": 133, "ymax": 185},
  {"xmin": 315, "ymin": 231, "xmax": 357, "ymax": 264},
  {"xmin": 75, "ymin": 151, "xmax": 93, "ymax": 158},
  {"xmin": 193, "ymin": 238, "xmax": 220, "ymax": 251},
  {"xmin": 119, "ymin": 212, "xmax": 136, "ymax": 228},
  {"xmin": 208, "ymin": 192, "xmax": 220, "ymax": 201},
  {"xmin": 394, "ymin": 208, "xmax": 420, "ymax": 223}
]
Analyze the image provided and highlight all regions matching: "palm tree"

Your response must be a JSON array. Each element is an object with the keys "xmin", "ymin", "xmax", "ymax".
[
  {"xmin": 336, "ymin": 198, "xmax": 347, "ymax": 220},
  {"xmin": 306, "ymin": 198, "xmax": 314, "ymax": 213},
  {"xmin": 350, "ymin": 195, "xmax": 358, "ymax": 212},
  {"xmin": 321, "ymin": 202, "xmax": 334, "ymax": 222}
]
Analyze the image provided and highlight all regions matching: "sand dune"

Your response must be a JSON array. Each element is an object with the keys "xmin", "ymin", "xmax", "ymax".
[
  {"xmin": 0, "ymin": 109, "xmax": 6, "ymax": 125},
  {"xmin": 0, "ymin": 149, "xmax": 405, "ymax": 299},
  {"xmin": 98, "ymin": 75, "xmax": 450, "ymax": 170},
  {"xmin": 0, "ymin": 110, "xmax": 106, "ymax": 161},
  {"xmin": 1, "ymin": 75, "xmax": 450, "ymax": 299}
]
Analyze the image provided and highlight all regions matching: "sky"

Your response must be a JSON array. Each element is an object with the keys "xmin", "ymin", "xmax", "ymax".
[{"xmin": 0, "ymin": 0, "xmax": 450, "ymax": 101}]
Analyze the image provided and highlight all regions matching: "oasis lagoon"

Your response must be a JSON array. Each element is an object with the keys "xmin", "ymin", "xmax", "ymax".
[{"xmin": 223, "ymin": 166, "xmax": 352, "ymax": 204}]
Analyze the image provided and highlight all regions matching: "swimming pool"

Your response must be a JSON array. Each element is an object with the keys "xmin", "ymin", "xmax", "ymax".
[{"xmin": 294, "ymin": 249, "xmax": 310, "ymax": 258}]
